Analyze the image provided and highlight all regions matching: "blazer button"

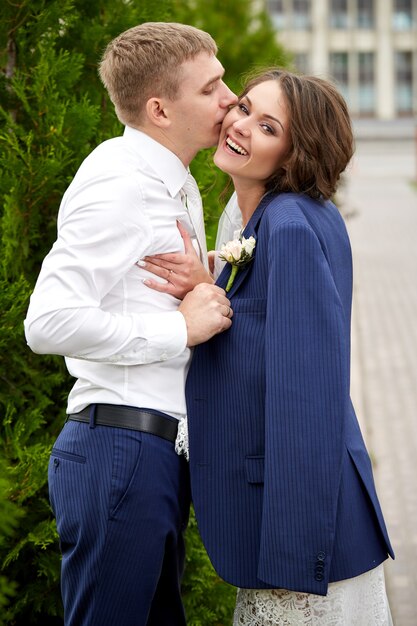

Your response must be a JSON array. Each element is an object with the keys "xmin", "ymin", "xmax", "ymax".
[
  {"xmin": 316, "ymin": 551, "xmax": 326, "ymax": 561},
  {"xmin": 315, "ymin": 573, "xmax": 324, "ymax": 581},
  {"xmin": 315, "ymin": 564, "xmax": 325, "ymax": 574}
]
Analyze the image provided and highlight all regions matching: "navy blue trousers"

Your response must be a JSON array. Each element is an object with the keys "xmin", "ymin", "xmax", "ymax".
[{"xmin": 48, "ymin": 419, "xmax": 190, "ymax": 626}]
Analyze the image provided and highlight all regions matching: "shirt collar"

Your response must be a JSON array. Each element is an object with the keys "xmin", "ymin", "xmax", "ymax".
[{"xmin": 123, "ymin": 126, "xmax": 188, "ymax": 198}]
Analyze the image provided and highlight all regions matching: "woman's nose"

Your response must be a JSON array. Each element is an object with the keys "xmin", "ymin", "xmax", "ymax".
[{"xmin": 233, "ymin": 119, "xmax": 250, "ymax": 137}]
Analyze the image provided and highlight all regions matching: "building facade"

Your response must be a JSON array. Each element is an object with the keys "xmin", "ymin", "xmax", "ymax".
[{"xmin": 266, "ymin": 0, "xmax": 417, "ymax": 119}]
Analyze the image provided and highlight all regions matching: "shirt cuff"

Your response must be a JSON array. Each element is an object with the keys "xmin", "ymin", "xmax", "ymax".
[{"xmin": 141, "ymin": 310, "xmax": 188, "ymax": 362}]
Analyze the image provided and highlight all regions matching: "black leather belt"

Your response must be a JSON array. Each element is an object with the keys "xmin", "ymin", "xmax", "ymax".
[{"xmin": 68, "ymin": 404, "xmax": 178, "ymax": 443}]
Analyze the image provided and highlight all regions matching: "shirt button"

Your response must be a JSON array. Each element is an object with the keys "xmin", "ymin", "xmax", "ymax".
[{"xmin": 160, "ymin": 353, "xmax": 168, "ymax": 361}]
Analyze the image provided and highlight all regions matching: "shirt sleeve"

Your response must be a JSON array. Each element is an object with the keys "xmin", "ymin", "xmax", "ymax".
[{"xmin": 24, "ymin": 170, "xmax": 187, "ymax": 364}]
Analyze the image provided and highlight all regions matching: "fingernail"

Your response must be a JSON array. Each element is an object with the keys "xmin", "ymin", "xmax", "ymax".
[
  {"xmin": 142, "ymin": 279, "xmax": 151, "ymax": 285},
  {"xmin": 136, "ymin": 260, "xmax": 146, "ymax": 267}
]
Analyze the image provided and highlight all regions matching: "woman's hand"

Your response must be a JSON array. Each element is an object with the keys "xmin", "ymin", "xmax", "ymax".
[
  {"xmin": 140, "ymin": 221, "xmax": 214, "ymax": 299},
  {"xmin": 208, "ymin": 250, "xmax": 216, "ymax": 276}
]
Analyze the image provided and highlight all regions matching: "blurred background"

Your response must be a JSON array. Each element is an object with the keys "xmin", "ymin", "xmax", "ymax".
[
  {"xmin": 266, "ymin": 0, "xmax": 417, "ymax": 120},
  {"xmin": 1, "ymin": 1, "xmax": 416, "ymax": 624}
]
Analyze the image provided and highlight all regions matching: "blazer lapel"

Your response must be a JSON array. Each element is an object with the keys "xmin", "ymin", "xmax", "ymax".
[{"xmin": 216, "ymin": 193, "xmax": 273, "ymax": 296}]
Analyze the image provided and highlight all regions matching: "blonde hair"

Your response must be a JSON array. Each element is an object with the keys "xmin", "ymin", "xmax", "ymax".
[{"xmin": 99, "ymin": 22, "xmax": 217, "ymax": 126}]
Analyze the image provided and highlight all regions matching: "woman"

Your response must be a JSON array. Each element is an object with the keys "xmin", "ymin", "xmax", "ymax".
[{"xmin": 143, "ymin": 69, "xmax": 394, "ymax": 625}]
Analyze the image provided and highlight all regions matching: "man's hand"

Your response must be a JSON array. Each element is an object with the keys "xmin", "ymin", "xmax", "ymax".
[
  {"xmin": 140, "ymin": 221, "xmax": 213, "ymax": 299},
  {"xmin": 179, "ymin": 283, "xmax": 233, "ymax": 346}
]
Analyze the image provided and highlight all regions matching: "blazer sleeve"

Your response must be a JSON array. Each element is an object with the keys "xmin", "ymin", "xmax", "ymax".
[{"xmin": 258, "ymin": 218, "xmax": 350, "ymax": 594}]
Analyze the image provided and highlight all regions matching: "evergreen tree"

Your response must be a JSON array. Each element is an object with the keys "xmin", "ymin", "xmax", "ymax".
[{"xmin": 0, "ymin": 2, "xmax": 288, "ymax": 623}]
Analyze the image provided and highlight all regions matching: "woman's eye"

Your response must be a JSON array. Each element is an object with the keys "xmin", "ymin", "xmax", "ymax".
[
  {"xmin": 238, "ymin": 103, "xmax": 249, "ymax": 114},
  {"xmin": 261, "ymin": 124, "xmax": 275, "ymax": 134}
]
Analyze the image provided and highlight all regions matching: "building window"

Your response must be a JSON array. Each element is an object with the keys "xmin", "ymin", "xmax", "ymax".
[
  {"xmin": 358, "ymin": 52, "xmax": 375, "ymax": 115},
  {"xmin": 393, "ymin": 0, "xmax": 415, "ymax": 29},
  {"xmin": 329, "ymin": 52, "xmax": 349, "ymax": 102},
  {"xmin": 357, "ymin": 0, "xmax": 374, "ymax": 28},
  {"xmin": 330, "ymin": 0, "xmax": 349, "ymax": 28},
  {"xmin": 268, "ymin": 0, "xmax": 286, "ymax": 29},
  {"xmin": 292, "ymin": 0, "xmax": 311, "ymax": 30},
  {"xmin": 267, "ymin": 0, "xmax": 311, "ymax": 30},
  {"xmin": 395, "ymin": 51, "xmax": 413, "ymax": 114}
]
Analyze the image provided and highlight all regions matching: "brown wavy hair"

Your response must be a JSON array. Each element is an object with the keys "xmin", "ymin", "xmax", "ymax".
[{"xmin": 240, "ymin": 69, "xmax": 354, "ymax": 200}]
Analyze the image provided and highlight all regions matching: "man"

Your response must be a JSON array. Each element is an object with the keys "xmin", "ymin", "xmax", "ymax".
[{"xmin": 24, "ymin": 22, "xmax": 236, "ymax": 626}]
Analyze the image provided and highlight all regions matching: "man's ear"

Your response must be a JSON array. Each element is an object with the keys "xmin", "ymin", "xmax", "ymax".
[{"xmin": 145, "ymin": 97, "xmax": 171, "ymax": 129}]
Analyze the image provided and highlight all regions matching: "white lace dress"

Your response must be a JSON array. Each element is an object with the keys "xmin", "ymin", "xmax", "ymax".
[
  {"xmin": 233, "ymin": 565, "xmax": 393, "ymax": 626},
  {"xmin": 176, "ymin": 194, "xmax": 393, "ymax": 626}
]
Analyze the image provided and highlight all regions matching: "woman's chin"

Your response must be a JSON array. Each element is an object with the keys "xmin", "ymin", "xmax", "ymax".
[
  {"xmin": 213, "ymin": 151, "xmax": 234, "ymax": 176},
  {"xmin": 213, "ymin": 146, "xmax": 222, "ymax": 163}
]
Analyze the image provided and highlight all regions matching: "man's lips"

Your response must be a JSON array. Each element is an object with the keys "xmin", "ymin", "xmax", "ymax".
[{"xmin": 225, "ymin": 135, "xmax": 248, "ymax": 156}]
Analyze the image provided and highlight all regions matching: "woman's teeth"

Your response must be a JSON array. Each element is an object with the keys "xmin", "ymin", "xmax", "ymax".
[{"xmin": 226, "ymin": 137, "xmax": 248, "ymax": 156}]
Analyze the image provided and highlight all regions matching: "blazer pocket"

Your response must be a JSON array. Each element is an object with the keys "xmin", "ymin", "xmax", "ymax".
[{"xmin": 245, "ymin": 455, "xmax": 265, "ymax": 484}]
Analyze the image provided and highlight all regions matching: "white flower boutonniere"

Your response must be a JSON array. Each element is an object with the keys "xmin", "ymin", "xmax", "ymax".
[{"xmin": 219, "ymin": 235, "xmax": 256, "ymax": 292}]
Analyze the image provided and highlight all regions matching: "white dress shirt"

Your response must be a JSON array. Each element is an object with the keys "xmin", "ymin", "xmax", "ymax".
[{"xmin": 24, "ymin": 126, "xmax": 202, "ymax": 417}]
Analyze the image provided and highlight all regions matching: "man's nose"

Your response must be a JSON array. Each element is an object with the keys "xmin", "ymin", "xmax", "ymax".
[{"xmin": 220, "ymin": 83, "xmax": 238, "ymax": 107}]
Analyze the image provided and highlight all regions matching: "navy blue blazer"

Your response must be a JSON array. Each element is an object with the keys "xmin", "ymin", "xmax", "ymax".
[{"xmin": 186, "ymin": 192, "xmax": 394, "ymax": 595}]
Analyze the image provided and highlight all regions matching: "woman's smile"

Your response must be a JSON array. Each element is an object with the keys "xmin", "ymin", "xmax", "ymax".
[{"xmin": 225, "ymin": 135, "xmax": 249, "ymax": 156}]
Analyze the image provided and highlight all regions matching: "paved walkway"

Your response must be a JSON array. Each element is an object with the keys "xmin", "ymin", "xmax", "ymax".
[{"xmin": 342, "ymin": 123, "xmax": 417, "ymax": 626}]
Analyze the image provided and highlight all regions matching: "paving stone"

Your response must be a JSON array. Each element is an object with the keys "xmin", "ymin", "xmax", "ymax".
[{"xmin": 344, "ymin": 134, "xmax": 417, "ymax": 626}]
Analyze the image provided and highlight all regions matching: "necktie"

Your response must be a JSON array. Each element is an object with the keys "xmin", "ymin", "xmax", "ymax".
[{"xmin": 181, "ymin": 172, "xmax": 208, "ymax": 269}]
